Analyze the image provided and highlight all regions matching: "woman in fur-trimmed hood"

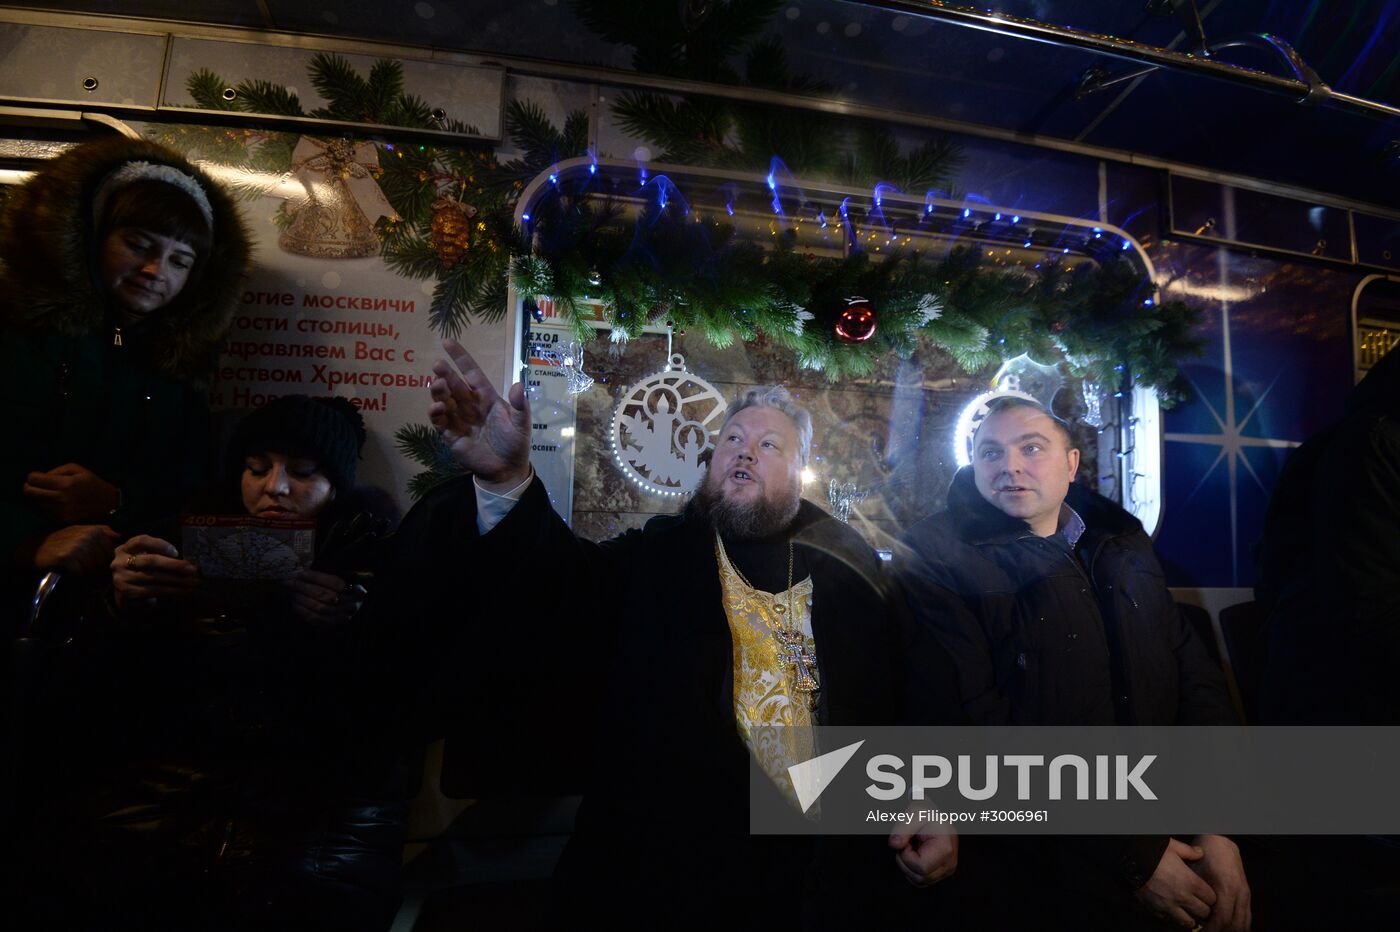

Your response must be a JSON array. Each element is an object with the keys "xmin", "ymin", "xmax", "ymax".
[{"xmin": 0, "ymin": 134, "xmax": 250, "ymax": 623}]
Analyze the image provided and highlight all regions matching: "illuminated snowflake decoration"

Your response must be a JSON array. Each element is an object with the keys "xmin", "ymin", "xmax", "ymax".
[
  {"xmin": 827, "ymin": 480, "xmax": 869, "ymax": 524},
  {"xmin": 610, "ymin": 354, "xmax": 727, "ymax": 497},
  {"xmin": 1082, "ymin": 380, "xmax": 1105, "ymax": 428},
  {"xmin": 534, "ymin": 339, "xmax": 594, "ymax": 395}
]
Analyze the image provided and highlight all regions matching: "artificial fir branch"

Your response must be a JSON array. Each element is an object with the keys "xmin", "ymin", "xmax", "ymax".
[
  {"xmin": 394, "ymin": 424, "xmax": 466, "ymax": 497},
  {"xmin": 174, "ymin": 55, "xmax": 1200, "ymax": 393},
  {"xmin": 187, "ymin": 69, "xmax": 241, "ymax": 112},
  {"xmin": 562, "ymin": 111, "xmax": 591, "ymax": 160},
  {"xmin": 159, "ymin": 31, "xmax": 1207, "ymax": 500},
  {"xmin": 902, "ymin": 135, "xmax": 966, "ymax": 194},
  {"xmin": 471, "ymin": 274, "xmax": 511, "ymax": 325},
  {"xmin": 514, "ymin": 187, "xmax": 1204, "ymax": 392},
  {"xmin": 430, "ymin": 269, "xmax": 477, "ymax": 339},
  {"xmin": 504, "ymin": 100, "xmax": 570, "ymax": 166},
  {"xmin": 236, "ymin": 80, "xmax": 305, "ymax": 118},
  {"xmin": 838, "ymin": 126, "xmax": 966, "ymax": 195},
  {"xmin": 379, "ymin": 233, "xmax": 441, "ymax": 280},
  {"xmin": 309, "ymin": 53, "xmax": 373, "ymax": 122},
  {"xmin": 612, "ymin": 94, "xmax": 734, "ymax": 166},
  {"xmin": 367, "ymin": 59, "xmax": 406, "ymax": 116},
  {"xmin": 385, "ymin": 93, "xmax": 437, "ymax": 129}
]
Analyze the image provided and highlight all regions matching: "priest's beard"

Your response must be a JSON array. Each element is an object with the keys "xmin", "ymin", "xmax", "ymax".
[{"xmin": 694, "ymin": 467, "xmax": 802, "ymax": 540}]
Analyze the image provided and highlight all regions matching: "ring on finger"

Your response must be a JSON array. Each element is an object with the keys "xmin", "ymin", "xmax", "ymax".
[{"xmin": 126, "ymin": 553, "xmax": 138, "ymax": 569}]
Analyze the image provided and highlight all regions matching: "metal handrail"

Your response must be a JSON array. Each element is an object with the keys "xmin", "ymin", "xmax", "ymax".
[
  {"xmin": 858, "ymin": 1, "xmax": 1400, "ymax": 121},
  {"xmin": 1077, "ymin": 33, "xmax": 1330, "ymax": 105},
  {"xmin": 26, "ymin": 571, "xmax": 61, "ymax": 634}
]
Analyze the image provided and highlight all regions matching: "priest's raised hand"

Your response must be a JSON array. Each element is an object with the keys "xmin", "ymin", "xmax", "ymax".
[{"xmin": 429, "ymin": 337, "xmax": 532, "ymax": 492}]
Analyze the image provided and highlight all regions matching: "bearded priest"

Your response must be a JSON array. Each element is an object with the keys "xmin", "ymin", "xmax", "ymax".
[{"xmin": 382, "ymin": 338, "xmax": 965, "ymax": 928}]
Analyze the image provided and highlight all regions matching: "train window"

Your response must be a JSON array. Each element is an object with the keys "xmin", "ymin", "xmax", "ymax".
[
  {"xmin": 1352, "ymin": 275, "xmax": 1400, "ymax": 382},
  {"xmin": 508, "ymin": 159, "xmax": 1163, "ymax": 545}
]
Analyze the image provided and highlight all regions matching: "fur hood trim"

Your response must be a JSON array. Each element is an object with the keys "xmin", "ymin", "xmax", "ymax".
[{"xmin": 0, "ymin": 136, "xmax": 251, "ymax": 384}]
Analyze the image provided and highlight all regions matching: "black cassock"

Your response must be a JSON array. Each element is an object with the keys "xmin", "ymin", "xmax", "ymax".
[{"xmin": 373, "ymin": 476, "xmax": 965, "ymax": 929}]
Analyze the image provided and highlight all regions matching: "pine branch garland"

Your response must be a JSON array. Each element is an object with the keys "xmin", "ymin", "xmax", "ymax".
[
  {"xmin": 367, "ymin": 59, "xmax": 405, "ymax": 116},
  {"xmin": 236, "ymin": 80, "xmax": 305, "ymax": 117},
  {"xmin": 379, "ymin": 232, "xmax": 441, "ymax": 279},
  {"xmin": 504, "ymin": 100, "xmax": 568, "ymax": 166},
  {"xmin": 309, "ymin": 53, "xmax": 372, "ymax": 122},
  {"xmin": 394, "ymin": 424, "xmax": 466, "ymax": 497},
  {"xmin": 430, "ymin": 268, "xmax": 478, "ymax": 339},
  {"xmin": 187, "ymin": 68, "xmax": 241, "ymax": 111},
  {"xmin": 562, "ymin": 111, "xmax": 592, "ymax": 160},
  {"xmin": 470, "ymin": 273, "xmax": 511, "ymax": 325},
  {"xmin": 158, "ymin": 14, "xmax": 1209, "ymax": 503},
  {"xmin": 388, "ymin": 93, "xmax": 437, "ymax": 128},
  {"xmin": 515, "ymin": 186, "xmax": 1204, "ymax": 393},
  {"xmin": 613, "ymin": 94, "xmax": 734, "ymax": 165}
]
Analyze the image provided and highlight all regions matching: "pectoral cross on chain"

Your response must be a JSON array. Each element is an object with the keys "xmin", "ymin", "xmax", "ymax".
[{"xmin": 775, "ymin": 628, "xmax": 820, "ymax": 694}]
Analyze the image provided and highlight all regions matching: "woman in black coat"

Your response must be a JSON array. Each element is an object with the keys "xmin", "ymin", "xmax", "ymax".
[
  {"xmin": 0, "ymin": 136, "xmax": 250, "ymax": 625},
  {"xmin": 21, "ymin": 395, "xmax": 404, "ymax": 932}
]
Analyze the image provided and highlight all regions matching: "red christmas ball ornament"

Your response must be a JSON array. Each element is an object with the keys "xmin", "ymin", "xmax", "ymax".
[{"xmin": 834, "ymin": 296, "xmax": 877, "ymax": 344}]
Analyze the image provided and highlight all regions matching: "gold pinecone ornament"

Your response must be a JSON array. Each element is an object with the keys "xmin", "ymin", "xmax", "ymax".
[{"xmin": 430, "ymin": 197, "xmax": 478, "ymax": 267}]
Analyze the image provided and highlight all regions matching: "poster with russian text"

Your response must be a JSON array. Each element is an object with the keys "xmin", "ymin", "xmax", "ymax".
[{"xmin": 210, "ymin": 194, "xmax": 505, "ymax": 512}]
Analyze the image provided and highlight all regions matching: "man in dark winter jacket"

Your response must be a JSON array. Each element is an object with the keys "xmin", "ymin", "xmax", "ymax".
[
  {"xmin": 1253, "ymin": 348, "xmax": 1400, "ymax": 930},
  {"xmin": 411, "ymin": 338, "xmax": 965, "ymax": 927},
  {"xmin": 899, "ymin": 396, "xmax": 1248, "ymax": 932},
  {"xmin": 1257, "ymin": 346, "xmax": 1400, "ymax": 724}
]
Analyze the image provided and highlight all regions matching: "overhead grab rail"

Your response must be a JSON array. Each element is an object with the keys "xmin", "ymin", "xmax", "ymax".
[
  {"xmin": 860, "ymin": 1, "xmax": 1400, "ymax": 120},
  {"xmin": 1075, "ymin": 33, "xmax": 1329, "ymax": 106}
]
